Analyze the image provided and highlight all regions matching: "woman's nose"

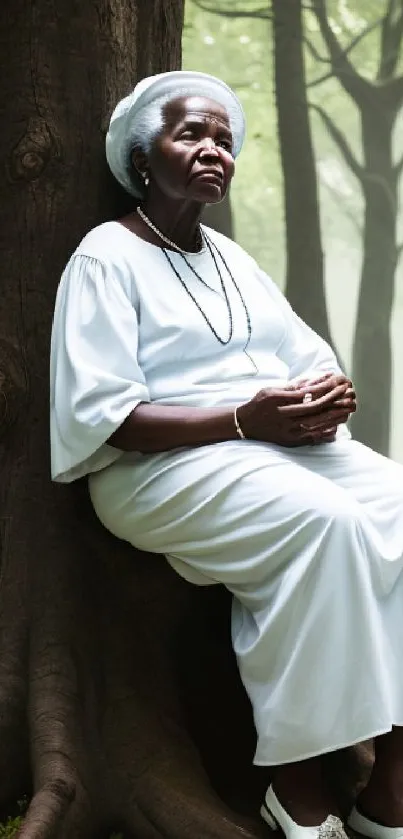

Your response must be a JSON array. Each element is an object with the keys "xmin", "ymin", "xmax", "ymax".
[{"xmin": 199, "ymin": 140, "xmax": 219, "ymax": 158}]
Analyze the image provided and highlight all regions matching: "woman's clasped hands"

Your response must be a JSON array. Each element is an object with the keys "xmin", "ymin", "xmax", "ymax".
[{"xmin": 237, "ymin": 373, "xmax": 356, "ymax": 447}]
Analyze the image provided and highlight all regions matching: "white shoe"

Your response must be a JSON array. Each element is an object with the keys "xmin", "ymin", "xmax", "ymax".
[
  {"xmin": 348, "ymin": 807, "xmax": 403, "ymax": 839},
  {"xmin": 260, "ymin": 786, "xmax": 347, "ymax": 839}
]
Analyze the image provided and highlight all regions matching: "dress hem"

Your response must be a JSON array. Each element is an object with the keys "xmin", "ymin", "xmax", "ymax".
[{"xmin": 253, "ymin": 724, "xmax": 398, "ymax": 766}]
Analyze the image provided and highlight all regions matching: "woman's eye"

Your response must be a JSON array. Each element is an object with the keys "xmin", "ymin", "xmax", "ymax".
[{"xmin": 218, "ymin": 140, "xmax": 232, "ymax": 151}]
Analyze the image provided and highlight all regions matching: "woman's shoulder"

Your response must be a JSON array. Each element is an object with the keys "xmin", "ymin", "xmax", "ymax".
[
  {"xmin": 60, "ymin": 222, "xmax": 145, "ymax": 302},
  {"xmin": 73, "ymin": 221, "xmax": 133, "ymax": 263}
]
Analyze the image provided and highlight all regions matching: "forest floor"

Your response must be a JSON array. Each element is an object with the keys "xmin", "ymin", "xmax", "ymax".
[{"xmin": 0, "ymin": 799, "xmax": 123, "ymax": 839}]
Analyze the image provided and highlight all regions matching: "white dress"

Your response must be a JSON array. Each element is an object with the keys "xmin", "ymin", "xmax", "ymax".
[{"xmin": 50, "ymin": 221, "xmax": 403, "ymax": 766}]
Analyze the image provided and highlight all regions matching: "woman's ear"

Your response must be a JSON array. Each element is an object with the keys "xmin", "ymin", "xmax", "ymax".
[{"xmin": 131, "ymin": 146, "xmax": 149, "ymax": 177}]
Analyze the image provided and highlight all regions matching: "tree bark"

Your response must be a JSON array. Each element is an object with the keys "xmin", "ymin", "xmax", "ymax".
[
  {"xmin": 272, "ymin": 0, "xmax": 338, "ymax": 352},
  {"xmin": 0, "ymin": 1, "xmax": 269, "ymax": 836}
]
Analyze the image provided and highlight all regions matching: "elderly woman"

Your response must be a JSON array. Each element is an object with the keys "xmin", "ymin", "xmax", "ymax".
[{"xmin": 50, "ymin": 70, "xmax": 403, "ymax": 839}]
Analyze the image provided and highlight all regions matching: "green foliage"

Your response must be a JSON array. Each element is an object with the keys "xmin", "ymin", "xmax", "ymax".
[
  {"xmin": 0, "ymin": 820, "xmax": 124, "ymax": 839},
  {"xmin": 0, "ymin": 798, "xmax": 27, "ymax": 837},
  {"xmin": 0, "ymin": 816, "xmax": 23, "ymax": 838},
  {"xmin": 0, "ymin": 798, "xmax": 123, "ymax": 839},
  {"xmin": 0, "ymin": 798, "xmax": 21, "ymax": 837}
]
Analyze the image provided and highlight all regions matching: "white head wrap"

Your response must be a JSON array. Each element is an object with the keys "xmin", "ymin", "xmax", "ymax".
[{"xmin": 105, "ymin": 70, "xmax": 246, "ymax": 197}]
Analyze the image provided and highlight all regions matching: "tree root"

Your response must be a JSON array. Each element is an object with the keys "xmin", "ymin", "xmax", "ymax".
[
  {"xmin": 0, "ymin": 485, "xmax": 367, "ymax": 838},
  {"xmin": 122, "ymin": 762, "xmax": 268, "ymax": 838},
  {"xmin": 18, "ymin": 780, "xmax": 76, "ymax": 839},
  {"xmin": 0, "ymin": 521, "xmax": 267, "ymax": 838}
]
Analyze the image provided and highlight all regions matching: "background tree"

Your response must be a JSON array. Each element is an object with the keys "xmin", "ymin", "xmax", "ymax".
[
  {"xmin": 272, "ymin": 0, "xmax": 337, "ymax": 349},
  {"xmin": 204, "ymin": 191, "xmax": 234, "ymax": 238},
  {"xmin": 310, "ymin": 0, "xmax": 403, "ymax": 455},
  {"xmin": 193, "ymin": 0, "xmax": 337, "ymax": 349},
  {"xmin": 0, "ymin": 2, "xmax": 275, "ymax": 837},
  {"xmin": 190, "ymin": 0, "xmax": 403, "ymax": 456}
]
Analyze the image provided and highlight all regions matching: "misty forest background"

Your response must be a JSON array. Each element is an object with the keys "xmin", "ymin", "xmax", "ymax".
[{"xmin": 184, "ymin": 0, "xmax": 403, "ymax": 461}]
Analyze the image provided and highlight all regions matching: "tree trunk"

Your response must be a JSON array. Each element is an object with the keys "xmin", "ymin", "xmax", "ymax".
[
  {"xmin": 272, "ymin": 0, "xmax": 338, "ymax": 353},
  {"xmin": 350, "ymin": 107, "xmax": 398, "ymax": 455},
  {"xmin": 0, "ymin": 2, "xmax": 269, "ymax": 836},
  {"xmin": 203, "ymin": 191, "xmax": 234, "ymax": 238}
]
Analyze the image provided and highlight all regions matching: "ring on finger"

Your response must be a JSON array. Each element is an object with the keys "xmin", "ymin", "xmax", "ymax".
[{"xmin": 303, "ymin": 392, "xmax": 313, "ymax": 404}]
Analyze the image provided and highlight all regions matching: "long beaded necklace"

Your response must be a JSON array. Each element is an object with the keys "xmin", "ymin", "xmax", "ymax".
[
  {"xmin": 136, "ymin": 206, "xmax": 257, "ymax": 372},
  {"xmin": 163, "ymin": 238, "xmax": 233, "ymax": 345}
]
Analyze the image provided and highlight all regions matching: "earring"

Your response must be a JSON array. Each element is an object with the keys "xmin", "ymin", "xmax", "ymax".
[{"xmin": 143, "ymin": 172, "xmax": 150, "ymax": 187}]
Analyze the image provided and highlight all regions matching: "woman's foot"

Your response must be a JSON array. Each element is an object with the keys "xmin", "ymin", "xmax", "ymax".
[
  {"xmin": 261, "ymin": 786, "xmax": 346, "ymax": 839},
  {"xmin": 354, "ymin": 786, "xmax": 403, "ymax": 830},
  {"xmin": 348, "ymin": 807, "xmax": 403, "ymax": 838}
]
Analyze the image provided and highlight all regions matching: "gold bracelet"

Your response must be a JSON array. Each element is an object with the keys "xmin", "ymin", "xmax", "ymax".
[{"xmin": 234, "ymin": 407, "xmax": 246, "ymax": 439}]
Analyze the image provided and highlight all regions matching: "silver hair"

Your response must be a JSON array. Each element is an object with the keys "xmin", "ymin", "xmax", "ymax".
[{"xmin": 133, "ymin": 89, "xmax": 237, "ymax": 155}]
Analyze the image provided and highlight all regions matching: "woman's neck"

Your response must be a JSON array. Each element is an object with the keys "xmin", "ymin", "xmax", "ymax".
[{"xmin": 142, "ymin": 193, "xmax": 204, "ymax": 252}]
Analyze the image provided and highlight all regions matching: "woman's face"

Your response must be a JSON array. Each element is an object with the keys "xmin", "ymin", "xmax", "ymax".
[{"xmin": 146, "ymin": 96, "xmax": 235, "ymax": 204}]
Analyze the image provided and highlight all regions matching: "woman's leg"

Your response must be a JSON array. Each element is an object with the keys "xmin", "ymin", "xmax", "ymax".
[
  {"xmin": 271, "ymin": 756, "xmax": 341, "ymax": 825},
  {"xmin": 90, "ymin": 440, "xmax": 403, "ymax": 826},
  {"xmin": 289, "ymin": 440, "xmax": 403, "ymax": 828},
  {"xmin": 356, "ymin": 728, "xmax": 403, "ymax": 826}
]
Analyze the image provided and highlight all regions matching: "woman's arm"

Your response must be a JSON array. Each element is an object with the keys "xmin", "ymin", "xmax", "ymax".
[
  {"xmin": 109, "ymin": 373, "xmax": 353, "ymax": 454},
  {"xmin": 108, "ymin": 402, "xmax": 237, "ymax": 453}
]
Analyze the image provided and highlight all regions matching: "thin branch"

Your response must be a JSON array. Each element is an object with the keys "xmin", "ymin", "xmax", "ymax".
[
  {"xmin": 311, "ymin": 104, "xmax": 364, "ymax": 182},
  {"xmin": 341, "ymin": 18, "xmax": 383, "ymax": 60},
  {"xmin": 192, "ymin": 0, "xmax": 270, "ymax": 19},
  {"xmin": 303, "ymin": 36, "xmax": 331, "ymax": 64},
  {"xmin": 307, "ymin": 70, "xmax": 335, "ymax": 88},
  {"xmin": 305, "ymin": 18, "xmax": 382, "ymax": 85},
  {"xmin": 311, "ymin": 0, "xmax": 372, "ymax": 107}
]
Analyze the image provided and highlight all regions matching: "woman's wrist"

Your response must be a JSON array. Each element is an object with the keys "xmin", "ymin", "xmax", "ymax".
[{"xmin": 234, "ymin": 406, "xmax": 247, "ymax": 439}]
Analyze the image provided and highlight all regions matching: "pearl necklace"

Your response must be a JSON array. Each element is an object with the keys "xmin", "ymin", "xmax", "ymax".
[{"xmin": 137, "ymin": 206, "xmax": 203, "ymax": 253}]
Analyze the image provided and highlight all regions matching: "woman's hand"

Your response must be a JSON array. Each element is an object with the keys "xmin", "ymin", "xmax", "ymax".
[
  {"xmin": 236, "ymin": 374, "xmax": 356, "ymax": 447},
  {"xmin": 291, "ymin": 373, "xmax": 356, "ymax": 443}
]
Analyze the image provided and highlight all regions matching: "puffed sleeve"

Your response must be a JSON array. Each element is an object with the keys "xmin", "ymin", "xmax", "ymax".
[
  {"xmin": 50, "ymin": 253, "xmax": 150, "ymax": 483},
  {"xmin": 256, "ymin": 268, "xmax": 343, "ymax": 381}
]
